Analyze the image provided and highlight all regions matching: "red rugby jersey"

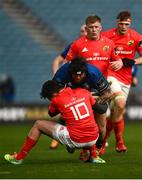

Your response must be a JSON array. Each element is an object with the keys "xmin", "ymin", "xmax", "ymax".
[
  {"xmin": 48, "ymin": 87, "xmax": 99, "ymax": 143},
  {"xmin": 66, "ymin": 35, "xmax": 120, "ymax": 77},
  {"xmin": 102, "ymin": 28, "xmax": 142, "ymax": 85}
]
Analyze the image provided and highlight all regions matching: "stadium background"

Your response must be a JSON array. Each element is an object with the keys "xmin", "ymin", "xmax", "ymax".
[{"xmin": 0, "ymin": 1, "xmax": 142, "ymax": 179}]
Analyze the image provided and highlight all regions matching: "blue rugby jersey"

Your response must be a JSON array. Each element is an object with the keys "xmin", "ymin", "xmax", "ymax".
[
  {"xmin": 52, "ymin": 62, "xmax": 109, "ymax": 95},
  {"xmin": 60, "ymin": 44, "xmax": 72, "ymax": 58}
]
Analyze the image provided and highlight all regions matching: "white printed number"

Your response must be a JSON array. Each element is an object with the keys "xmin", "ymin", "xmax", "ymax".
[{"xmin": 70, "ymin": 102, "xmax": 90, "ymax": 120}]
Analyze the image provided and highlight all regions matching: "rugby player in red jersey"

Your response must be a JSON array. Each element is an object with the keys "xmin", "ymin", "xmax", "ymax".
[
  {"xmin": 4, "ymin": 80, "xmax": 107, "ymax": 164},
  {"xmin": 100, "ymin": 11, "xmax": 142, "ymax": 154},
  {"xmin": 66, "ymin": 15, "xmax": 123, "ymax": 78}
]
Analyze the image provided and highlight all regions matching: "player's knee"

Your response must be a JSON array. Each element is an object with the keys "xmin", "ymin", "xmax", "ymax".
[
  {"xmin": 98, "ymin": 120, "xmax": 106, "ymax": 131},
  {"xmin": 111, "ymin": 95, "xmax": 126, "ymax": 110},
  {"xmin": 115, "ymin": 99, "xmax": 126, "ymax": 111},
  {"xmin": 35, "ymin": 120, "xmax": 43, "ymax": 129}
]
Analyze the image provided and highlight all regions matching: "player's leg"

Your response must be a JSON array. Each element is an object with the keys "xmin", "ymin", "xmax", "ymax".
[
  {"xmin": 4, "ymin": 120, "xmax": 58, "ymax": 164},
  {"xmin": 99, "ymin": 96, "xmax": 126, "ymax": 155},
  {"xmin": 79, "ymin": 112, "xmax": 106, "ymax": 158},
  {"xmin": 79, "ymin": 148, "xmax": 90, "ymax": 161},
  {"xmin": 98, "ymin": 117, "xmax": 113, "ymax": 155},
  {"xmin": 95, "ymin": 112, "xmax": 106, "ymax": 148},
  {"xmin": 49, "ymin": 117, "xmax": 65, "ymax": 149},
  {"xmin": 108, "ymin": 76, "xmax": 130, "ymax": 152},
  {"xmin": 111, "ymin": 96, "xmax": 127, "ymax": 152}
]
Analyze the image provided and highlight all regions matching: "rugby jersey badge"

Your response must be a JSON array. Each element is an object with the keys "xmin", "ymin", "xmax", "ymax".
[
  {"xmin": 128, "ymin": 40, "xmax": 134, "ymax": 46},
  {"xmin": 103, "ymin": 45, "xmax": 109, "ymax": 51}
]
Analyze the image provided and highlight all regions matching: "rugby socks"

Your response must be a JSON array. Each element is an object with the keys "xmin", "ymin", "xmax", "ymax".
[
  {"xmin": 16, "ymin": 136, "xmax": 37, "ymax": 160},
  {"xmin": 113, "ymin": 119, "xmax": 124, "ymax": 145},
  {"xmin": 90, "ymin": 144, "xmax": 98, "ymax": 158}
]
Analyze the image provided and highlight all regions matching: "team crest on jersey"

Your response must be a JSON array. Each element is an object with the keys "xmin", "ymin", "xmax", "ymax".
[
  {"xmin": 103, "ymin": 45, "xmax": 109, "ymax": 51},
  {"xmin": 128, "ymin": 40, "xmax": 134, "ymax": 46}
]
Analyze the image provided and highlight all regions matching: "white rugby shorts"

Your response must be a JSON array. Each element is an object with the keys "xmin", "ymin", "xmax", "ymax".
[
  {"xmin": 52, "ymin": 124, "xmax": 98, "ymax": 148},
  {"xmin": 108, "ymin": 76, "xmax": 130, "ymax": 100}
]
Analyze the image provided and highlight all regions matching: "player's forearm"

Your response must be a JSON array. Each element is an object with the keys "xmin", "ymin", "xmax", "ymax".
[{"xmin": 98, "ymin": 87, "xmax": 112, "ymax": 104}]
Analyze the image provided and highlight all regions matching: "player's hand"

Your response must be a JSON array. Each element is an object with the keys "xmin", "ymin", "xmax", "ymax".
[
  {"xmin": 131, "ymin": 77, "xmax": 138, "ymax": 87},
  {"xmin": 98, "ymin": 89, "xmax": 112, "ymax": 104},
  {"xmin": 110, "ymin": 59, "xmax": 123, "ymax": 71}
]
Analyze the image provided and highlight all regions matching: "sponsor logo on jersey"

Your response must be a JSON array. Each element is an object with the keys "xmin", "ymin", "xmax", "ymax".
[
  {"xmin": 93, "ymin": 52, "xmax": 99, "ymax": 56},
  {"xmin": 128, "ymin": 40, "xmax": 134, "ymax": 46},
  {"xmin": 115, "ymin": 50, "xmax": 132, "ymax": 55},
  {"xmin": 82, "ymin": 47, "xmax": 88, "ymax": 52},
  {"xmin": 86, "ymin": 57, "xmax": 109, "ymax": 61},
  {"xmin": 115, "ymin": 47, "xmax": 132, "ymax": 55},
  {"xmin": 64, "ymin": 97, "xmax": 85, "ymax": 108}
]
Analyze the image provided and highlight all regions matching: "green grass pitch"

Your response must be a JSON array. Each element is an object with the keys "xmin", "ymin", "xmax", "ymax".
[{"xmin": 0, "ymin": 121, "xmax": 142, "ymax": 179}]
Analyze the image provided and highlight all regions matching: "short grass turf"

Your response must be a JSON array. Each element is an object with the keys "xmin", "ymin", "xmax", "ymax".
[{"xmin": 0, "ymin": 121, "xmax": 142, "ymax": 179}]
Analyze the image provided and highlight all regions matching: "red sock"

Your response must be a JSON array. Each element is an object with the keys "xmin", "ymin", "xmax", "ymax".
[
  {"xmin": 90, "ymin": 144, "xmax": 97, "ymax": 158},
  {"xmin": 113, "ymin": 119, "xmax": 124, "ymax": 145},
  {"xmin": 16, "ymin": 136, "xmax": 37, "ymax": 160},
  {"xmin": 103, "ymin": 118, "xmax": 113, "ymax": 143}
]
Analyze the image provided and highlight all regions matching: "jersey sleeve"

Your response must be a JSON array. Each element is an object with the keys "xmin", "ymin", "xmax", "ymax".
[
  {"xmin": 48, "ymin": 100, "xmax": 59, "ymax": 116},
  {"xmin": 87, "ymin": 64, "xmax": 110, "ymax": 94},
  {"xmin": 60, "ymin": 44, "xmax": 72, "ymax": 58},
  {"xmin": 66, "ymin": 41, "xmax": 79, "ymax": 61},
  {"xmin": 136, "ymin": 34, "xmax": 142, "ymax": 55}
]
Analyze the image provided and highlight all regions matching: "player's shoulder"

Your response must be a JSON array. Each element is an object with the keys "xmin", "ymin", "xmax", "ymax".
[
  {"xmin": 72, "ymin": 36, "xmax": 87, "ymax": 45},
  {"xmin": 129, "ymin": 28, "xmax": 142, "ymax": 39},
  {"xmin": 54, "ymin": 62, "xmax": 70, "ymax": 78},
  {"xmin": 101, "ymin": 34, "xmax": 115, "ymax": 45},
  {"xmin": 102, "ymin": 28, "xmax": 116, "ymax": 37}
]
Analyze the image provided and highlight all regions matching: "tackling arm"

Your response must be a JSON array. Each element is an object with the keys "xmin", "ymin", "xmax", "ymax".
[{"xmin": 97, "ymin": 85, "xmax": 112, "ymax": 104}]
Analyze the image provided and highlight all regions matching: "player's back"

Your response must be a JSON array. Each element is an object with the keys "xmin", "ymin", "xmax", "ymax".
[{"xmin": 52, "ymin": 87, "xmax": 99, "ymax": 143}]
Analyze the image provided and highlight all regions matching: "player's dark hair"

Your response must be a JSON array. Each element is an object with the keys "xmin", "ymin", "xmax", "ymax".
[
  {"xmin": 69, "ymin": 56, "xmax": 87, "ymax": 75},
  {"xmin": 116, "ymin": 11, "xmax": 131, "ymax": 21},
  {"xmin": 85, "ymin": 14, "xmax": 101, "ymax": 25},
  {"xmin": 40, "ymin": 80, "xmax": 63, "ymax": 100}
]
